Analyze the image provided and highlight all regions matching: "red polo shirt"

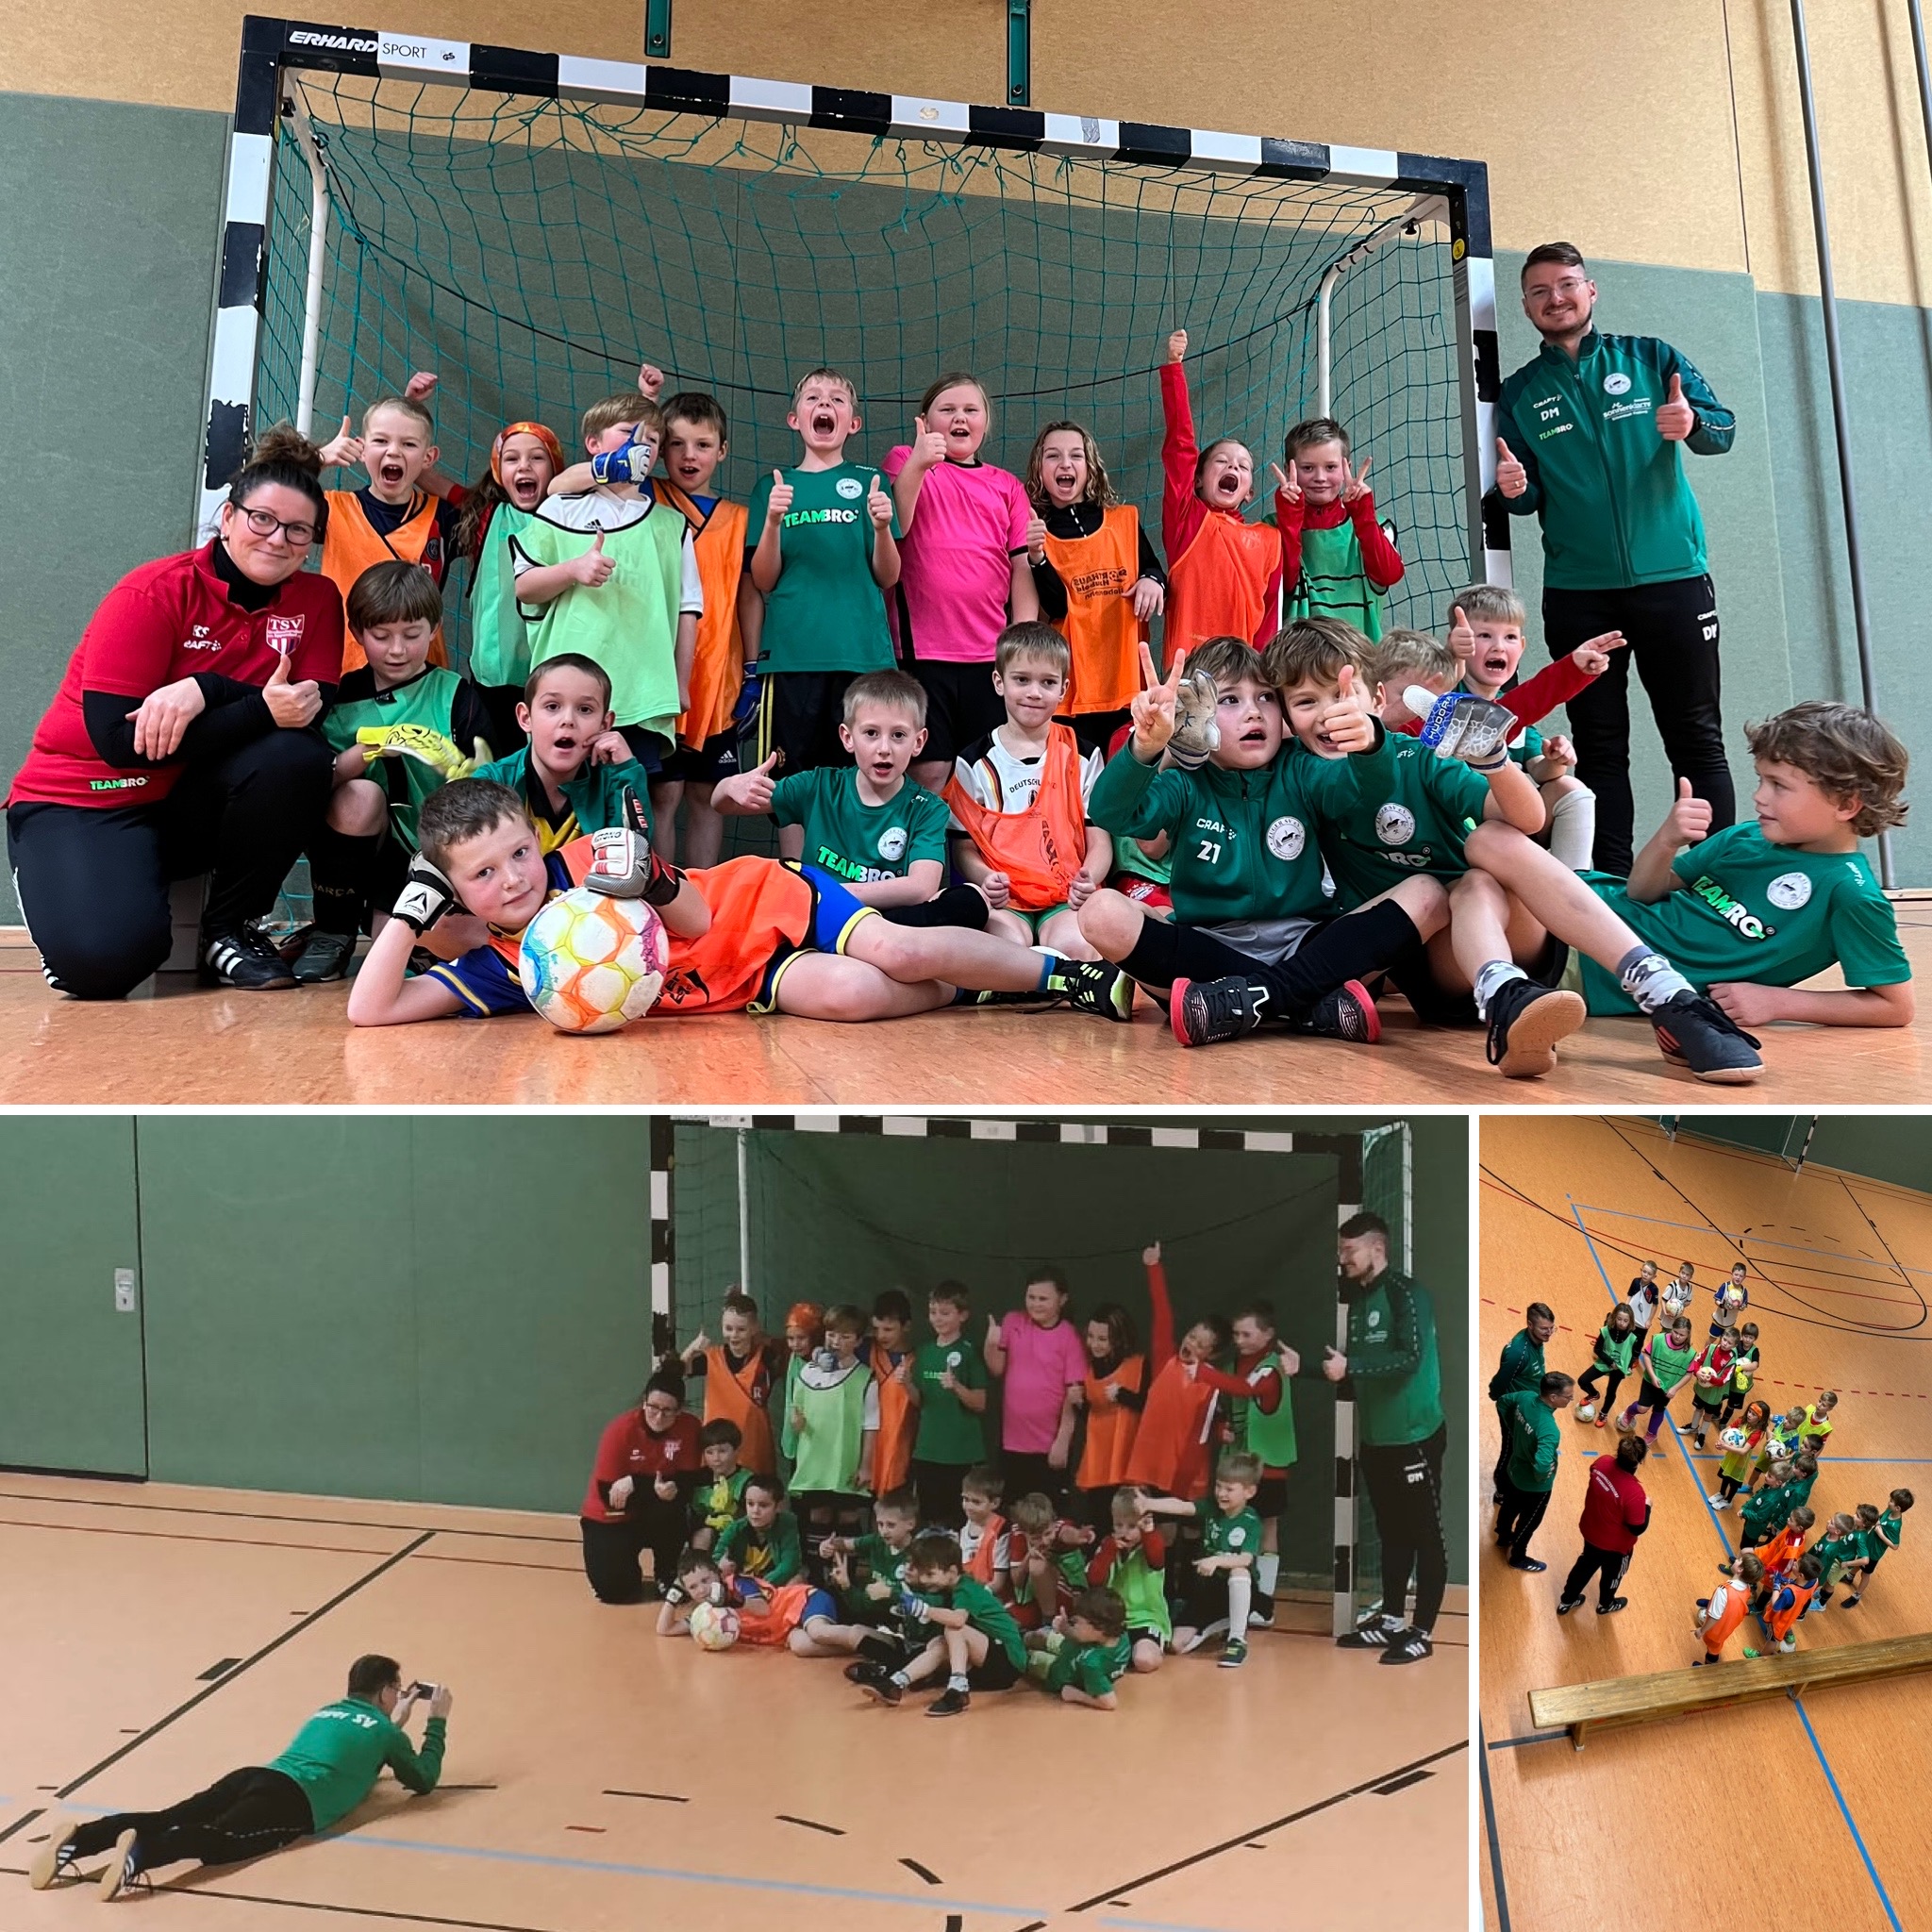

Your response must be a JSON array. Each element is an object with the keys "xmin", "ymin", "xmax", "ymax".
[
  {"xmin": 580, "ymin": 1408, "xmax": 702, "ymax": 1521},
  {"xmin": 1577, "ymin": 1453, "xmax": 1649, "ymax": 1556},
  {"xmin": 8, "ymin": 545, "xmax": 345, "ymax": 809}
]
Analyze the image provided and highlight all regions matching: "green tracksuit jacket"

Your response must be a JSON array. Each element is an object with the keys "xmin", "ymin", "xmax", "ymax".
[{"xmin": 1491, "ymin": 329, "xmax": 1734, "ymax": 590}]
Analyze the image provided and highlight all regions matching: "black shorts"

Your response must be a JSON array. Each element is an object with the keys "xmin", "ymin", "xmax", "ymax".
[
  {"xmin": 1070, "ymin": 707, "xmax": 1132, "ymax": 760},
  {"xmin": 617, "ymin": 725, "xmax": 666, "ymax": 774},
  {"xmin": 908, "ymin": 658, "xmax": 1005, "ymax": 766},
  {"xmin": 755, "ymin": 672, "xmax": 858, "ymax": 775},
  {"xmin": 1253, "ymin": 1476, "xmax": 1288, "ymax": 1520},
  {"xmin": 1183, "ymin": 1568, "xmax": 1235, "ymax": 1627},
  {"xmin": 657, "ymin": 730, "xmax": 741, "ymax": 786},
  {"xmin": 967, "ymin": 1644, "xmax": 1024, "ymax": 1691}
]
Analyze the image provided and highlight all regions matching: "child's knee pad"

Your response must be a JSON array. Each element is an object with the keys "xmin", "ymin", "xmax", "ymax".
[{"xmin": 1544, "ymin": 783, "xmax": 1596, "ymax": 871}]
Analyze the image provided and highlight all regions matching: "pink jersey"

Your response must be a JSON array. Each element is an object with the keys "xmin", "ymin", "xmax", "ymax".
[
  {"xmin": 883, "ymin": 449, "xmax": 1031, "ymax": 662},
  {"xmin": 996, "ymin": 1312, "xmax": 1088, "ymax": 1454}
]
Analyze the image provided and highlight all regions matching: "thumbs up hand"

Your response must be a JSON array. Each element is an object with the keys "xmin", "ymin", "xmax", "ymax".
[
  {"xmin": 571, "ymin": 529, "xmax": 616, "ymax": 587},
  {"xmin": 1493, "ymin": 435, "xmax": 1528, "ymax": 498},
  {"xmin": 1317, "ymin": 661, "xmax": 1377, "ymax": 754},
  {"xmin": 318, "ymin": 414, "xmax": 362, "ymax": 469},
  {"xmin": 765, "ymin": 470, "xmax": 794, "ymax": 523},
  {"xmin": 912, "ymin": 414, "xmax": 947, "ymax": 468},
  {"xmin": 719, "ymin": 751, "xmax": 780, "ymax": 815},
  {"xmin": 261, "ymin": 647, "xmax": 322, "ymax": 729},
  {"xmin": 868, "ymin": 475, "xmax": 893, "ymax": 528},
  {"xmin": 1656, "ymin": 371, "xmax": 1697, "ymax": 441},
  {"xmin": 1447, "ymin": 603, "xmax": 1476, "ymax": 663},
  {"xmin": 1662, "ymin": 774, "xmax": 1712, "ymax": 848}
]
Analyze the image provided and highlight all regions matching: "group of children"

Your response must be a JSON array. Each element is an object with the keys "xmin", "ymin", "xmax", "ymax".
[
  {"xmin": 273, "ymin": 339, "xmax": 1908, "ymax": 1082},
  {"xmin": 607, "ymin": 1266, "xmax": 1317, "ymax": 1714},
  {"xmin": 1557, "ymin": 1256, "xmax": 1914, "ymax": 1661}
]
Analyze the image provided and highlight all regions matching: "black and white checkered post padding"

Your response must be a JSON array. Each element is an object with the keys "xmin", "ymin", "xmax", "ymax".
[
  {"xmin": 206, "ymin": 15, "xmax": 1503, "ymax": 582},
  {"xmin": 652, "ymin": 1113, "xmax": 1392, "ymax": 1639}
]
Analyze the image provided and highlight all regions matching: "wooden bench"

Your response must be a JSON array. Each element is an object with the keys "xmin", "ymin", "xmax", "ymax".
[{"xmin": 1528, "ymin": 1631, "xmax": 1932, "ymax": 1750}]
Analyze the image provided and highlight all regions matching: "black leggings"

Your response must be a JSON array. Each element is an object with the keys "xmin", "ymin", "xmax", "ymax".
[
  {"xmin": 67, "ymin": 1766, "xmax": 311, "ymax": 1872},
  {"xmin": 8, "ymin": 729, "xmax": 334, "ymax": 999},
  {"xmin": 1561, "ymin": 1541, "xmax": 1631, "ymax": 1609},
  {"xmin": 1576, "ymin": 1360, "xmax": 1627, "ymax": 1414},
  {"xmin": 1360, "ymin": 1424, "xmax": 1448, "ymax": 1632},
  {"xmin": 1542, "ymin": 574, "xmax": 1730, "ymax": 875},
  {"xmin": 909, "ymin": 1457, "xmax": 971, "ymax": 1530},
  {"xmin": 999, "ymin": 1449, "xmax": 1065, "ymax": 1510},
  {"xmin": 1121, "ymin": 898, "xmax": 1418, "ymax": 1020},
  {"xmin": 580, "ymin": 1495, "xmax": 690, "ymax": 1603}
]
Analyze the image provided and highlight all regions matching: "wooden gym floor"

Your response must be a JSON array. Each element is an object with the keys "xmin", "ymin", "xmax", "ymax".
[
  {"xmin": 1478, "ymin": 1117, "xmax": 1932, "ymax": 1932},
  {"xmin": 3, "ymin": 907, "xmax": 1928, "ymax": 1105},
  {"xmin": 0, "ymin": 1476, "xmax": 1468, "ymax": 1932}
]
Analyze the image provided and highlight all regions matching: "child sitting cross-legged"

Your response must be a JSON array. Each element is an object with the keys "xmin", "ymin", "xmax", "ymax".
[
  {"xmin": 851, "ymin": 1531, "xmax": 1029, "ymax": 1716},
  {"xmin": 345, "ymin": 774, "xmax": 1143, "ymax": 1027},
  {"xmin": 1024, "ymin": 1585, "xmax": 1134, "ymax": 1709},
  {"xmin": 1079, "ymin": 634, "xmax": 1440, "ymax": 1047},
  {"xmin": 298, "ymin": 563, "xmax": 495, "ymax": 982},
  {"xmin": 471, "ymin": 655, "xmax": 657, "ymax": 854},
  {"xmin": 945, "ymin": 622, "xmax": 1111, "ymax": 960},
  {"xmin": 1138, "ymin": 1450, "xmax": 1265, "ymax": 1666}
]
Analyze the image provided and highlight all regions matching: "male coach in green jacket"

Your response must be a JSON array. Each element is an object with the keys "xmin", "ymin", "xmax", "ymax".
[
  {"xmin": 30, "ymin": 1655, "xmax": 451, "ymax": 1900},
  {"xmin": 1491, "ymin": 241, "xmax": 1736, "ymax": 874}
]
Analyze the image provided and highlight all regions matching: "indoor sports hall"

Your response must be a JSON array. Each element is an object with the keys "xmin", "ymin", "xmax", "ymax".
[
  {"xmin": 3, "ymin": 1112, "xmax": 1466, "ymax": 1932},
  {"xmin": 5, "ymin": 6, "xmax": 1930, "ymax": 1107},
  {"xmin": 1478, "ymin": 1114, "xmax": 1932, "ymax": 1932}
]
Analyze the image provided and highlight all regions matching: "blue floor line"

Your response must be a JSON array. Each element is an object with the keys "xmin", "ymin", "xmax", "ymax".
[
  {"xmin": 1792, "ymin": 1698, "xmax": 1905, "ymax": 1932},
  {"xmin": 1477, "ymin": 1720, "xmax": 1510, "ymax": 1932},
  {"xmin": 1570, "ymin": 1203, "xmax": 1930, "ymax": 1276}
]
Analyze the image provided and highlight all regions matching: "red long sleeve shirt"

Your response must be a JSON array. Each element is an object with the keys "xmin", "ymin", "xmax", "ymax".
[{"xmin": 1274, "ymin": 491, "xmax": 1405, "ymax": 592}]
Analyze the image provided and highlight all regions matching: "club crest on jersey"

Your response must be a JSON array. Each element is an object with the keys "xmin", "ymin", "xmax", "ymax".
[
  {"xmin": 1265, "ymin": 816, "xmax": 1305, "ymax": 862},
  {"xmin": 1375, "ymin": 803, "xmax": 1416, "ymax": 846},
  {"xmin": 266, "ymin": 616, "xmax": 306, "ymax": 650},
  {"xmin": 1766, "ymin": 871, "xmax": 1812, "ymax": 911},
  {"xmin": 877, "ymin": 826, "xmax": 908, "ymax": 863},
  {"xmin": 1367, "ymin": 1309, "xmax": 1381, "ymax": 1327},
  {"xmin": 836, "ymin": 476, "xmax": 864, "ymax": 499},
  {"xmin": 1603, "ymin": 372, "xmax": 1632, "ymax": 395}
]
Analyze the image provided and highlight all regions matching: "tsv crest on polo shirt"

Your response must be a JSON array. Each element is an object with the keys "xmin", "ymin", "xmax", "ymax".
[
  {"xmin": 1766, "ymin": 872, "xmax": 1812, "ymax": 911},
  {"xmin": 266, "ymin": 615, "xmax": 306, "ymax": 648},
  {"xmin": 877, "ymin": 826, "xmax": 908, "ymax": 862},
  {"xmin": 1376, "ymin": 803, "xmax": 1416, "ymax": 845},
  {"xmin": 1265, "ymin": 816, "xmax": 1305, "ymax": 861},
  {"xmin": 836, "ymin": 476, "xmax": 864, "ymax": 499}
]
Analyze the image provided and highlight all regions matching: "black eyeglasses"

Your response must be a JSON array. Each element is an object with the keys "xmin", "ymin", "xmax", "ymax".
[{"xmin": 237, "ymin": 505, "xmax": 318, "ymax": 547}]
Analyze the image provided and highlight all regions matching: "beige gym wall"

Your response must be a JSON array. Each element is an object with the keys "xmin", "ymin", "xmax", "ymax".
[{"xmin": 6, "ymin": 0, "xmax": 1929, "ymax": 305}]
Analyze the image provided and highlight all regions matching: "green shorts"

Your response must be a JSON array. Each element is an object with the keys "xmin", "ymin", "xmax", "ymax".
[{"xmin": 1001, "ymin": 904, "xmax": 1073, "ymax": 937}]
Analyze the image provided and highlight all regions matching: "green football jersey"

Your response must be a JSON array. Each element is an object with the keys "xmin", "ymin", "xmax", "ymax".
[
  {"xmin": 745, "ymin": 462, "xmax": 898, "ymax": 675},
  {"xmin": 1580, "ymin": 823, "xmax": 1908, "ymax": 1016},
  {"xmin": 771, "ymin": 766, "xmax": 949, "ymax": 885},
  {"xmin": 1045, "ymin": 1630, "xmax": 1133, "ymax": 1697},
  {"xmin": 1196, "ymin": 1498, "xmax": 1263, "ymax": 1561},
  {"xmin": 1301, "ymin": 730, "xmax": 1491, "ymax": 908},
  {"xmin": 910, "ymin": 1338, "xmax": 987, "ymax": 1466}
]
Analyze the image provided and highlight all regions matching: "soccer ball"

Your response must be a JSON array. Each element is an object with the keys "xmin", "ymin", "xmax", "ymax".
[
  {"xmin": 686, "ymin": 1602, "xmax": 741, "ymax": 1651},
  {"xmin": 518, "ymin": 889, "xmax": 667, "ymax": 1034},
  {"xmin": 1697, "ymin": 1367, "xmax": 1722, "ymax": 1387},
  {"xmin": 1719, "ymin": 1428, "xmax": 1750, "ymax": 1453},
  {"xmin": 1576, "ymin": 1404, "xmax": 1598, "ymax": 1424}
]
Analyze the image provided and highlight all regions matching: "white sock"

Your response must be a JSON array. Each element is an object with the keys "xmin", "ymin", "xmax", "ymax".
[
  {"xmin": 1257, "ymin": 1553, "xmax": 1280, "ymax": 1597},
  {"xmin": 947, "ymin": 1673, "xmax": 969, "ymax": 1692},
  {"xmin": 1473, "ymin": 958, "xmax": 1527, "ymax": 1018},
  {"xmin": 1546, "ymin": 784, "xmax": 1596, "ymax": 870},
  {"xmin": 1228, "ymin": 1570, "xmax": 1254, "ymax": 1633},
  {"xmin": 1618, "ymin": 947, "xmax": 1692, "ymax": 1013}
]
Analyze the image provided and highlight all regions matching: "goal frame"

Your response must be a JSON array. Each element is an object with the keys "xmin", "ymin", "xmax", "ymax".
[
  {"xmin": 203, "ymin": 14, "xmax": 1507, "ymax": 585},
  {"xmin": 650, "ymin": 1114, "xmax": 1413, "ymax": 1641}
]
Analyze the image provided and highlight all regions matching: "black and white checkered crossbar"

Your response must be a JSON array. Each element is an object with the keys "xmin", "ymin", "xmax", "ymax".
[
  {"xmin": 206, "ymin": 15, "xmax": 1505, "ymax": 585},
  {"xmin": 656, "ymin": 1113, "xmax": 1384, "ymax": 1636}
]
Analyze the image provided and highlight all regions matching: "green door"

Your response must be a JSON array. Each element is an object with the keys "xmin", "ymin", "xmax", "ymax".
[{"xmin": 0, "ymin": 1117, "xmax": 147, "ymax": 1475}]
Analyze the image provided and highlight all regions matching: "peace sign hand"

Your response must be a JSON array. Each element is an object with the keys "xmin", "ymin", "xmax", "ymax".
[
  {"xmin": 1340, "ymin": 454, "xmax": 1373, "ymax": 507},
  {"xmin": 1130, "ymin": 641, "xmax": 1187, "ymax": 758},
  {"xmin": 1270, "ymin": 459, "xmax": 1302, "ymax": 507}
]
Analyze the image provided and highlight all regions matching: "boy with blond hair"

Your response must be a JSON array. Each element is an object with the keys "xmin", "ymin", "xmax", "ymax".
[
  {"xmin": 746, "ymin": 369, "xmax": 901, "ymax": 775},
  {"xmin": 1079, "ymin": 633, "xmax": 1443, "ymax": 1046},
  {"xmin": 512, "ymin": 392, "xmax": 701, "ymax": 768},
  {"xmin": 947, "ymin": 621, "xmax": 1112, "ymax": 959},
  {"xmin": 1271, "ymin": 414, "xmax": 1404, "ymax": 641}
]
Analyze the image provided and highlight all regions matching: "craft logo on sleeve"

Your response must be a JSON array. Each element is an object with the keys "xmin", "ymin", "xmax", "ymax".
[
  {"xmin": 1375, "ymin": 802, "xmax": 1416, "ymax": 846},
  {"xmin": 1265, "ymin": 815, "xmax": 1305, "ymax": 861}
]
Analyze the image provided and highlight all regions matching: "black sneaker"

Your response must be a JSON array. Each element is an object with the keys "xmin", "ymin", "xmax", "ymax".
[
  {"xmin": 1053, "ymin": 958, "xmax": 1136, "ymax": 1022},
  {"xmin": 857, "ymin": 1632, "xmax": 904, "ymax": 1666},
  {"xmin": 201, "ymin": 927, "xmax": 297, "ymax": 991},
  {"xmin": 1170, "ymin": 974, "xmax": 1268, "ymax": 1046},
  {"xmin": 1649, "ymin": 991, "xmax": 1763, "ymax": 1084},
  {"xmin": 28, "ymin": 1822, "xmax": 81, "ymax": 1890},
  {"xmin": 856, "ymin": 1666, "xmax": 903, "ymax": 1707},
  {"xmin": 1597, "ymin": 1596, "xmax": 1629, "ymax": 1615},
  {"xmin": 1303, "ymin": 978, "xmax": 1380, "ymax": 1043},
  {"xmin": 842, "ymin": 1660, "xmax": 873, "ymax": 1684},
  {"xmin": 1556, "ymin": 1597, "xmax": 1584, "ymax": 1616},
  {"xmin": 925, "ymin": 1686, "xmax": 971, "ymax": 1717},
  {"xmin": 97, "ymin": 1829, "xmax": 143, "ymax": 1902},
  {"xmin": 1337, "ymin": 1613, "xmax": 1404, "ymax": 1650},
  {"xmin": 1218, "ymin": 1637, "xmax": 1249, "ymax": 1668},
  {"xmin": 1378, "ymin": 1628, "xmax": 1433, "ymax": 1666},
  {"xmin": 1483, "ymin": 976, "xmax": 1586, "ymax": 1078},
  {"xmin": 1249, "ymin": 1595, "xmax": 1276, "ymax": 1629},
  {"xmin": 1508, "ymin": 1557, "xmax": 1547, "ymax": 1573},
  {"xmin": 291, "ymin": 926, "xmax": 358, "ymax": 984}
]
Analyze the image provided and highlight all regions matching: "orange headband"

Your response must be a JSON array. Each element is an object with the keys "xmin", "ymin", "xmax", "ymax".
[{"xmin": 490, "ymin": 421, "xmax": 563, "ymax": 483}]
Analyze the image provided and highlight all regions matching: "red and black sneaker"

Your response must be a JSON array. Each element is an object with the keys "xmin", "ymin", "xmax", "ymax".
[{"xmin": 1649, "ymin": 991, "xmax": 1763, "ymax": 1083}]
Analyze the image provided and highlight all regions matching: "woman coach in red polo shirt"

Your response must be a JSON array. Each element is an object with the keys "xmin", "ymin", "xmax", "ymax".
[
  {"xmin": 579, "ymin": 1370, "xmax": 704, "ymax": 1605},
  {"xmin": 7, "ymin": 429, "xmax": 345, "ymax": 996}
]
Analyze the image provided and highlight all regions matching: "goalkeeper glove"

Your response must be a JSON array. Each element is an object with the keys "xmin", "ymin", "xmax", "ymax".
[
  {"xmin": 1165, "ymin": 668, "xmax": 1223, "ymax": 771},
  {"xmin": 898, "ymin": 1591, "xmax": 932, "ymax": 1624},
  {"xmin": 356, "ymin": 723, "xmax": 474, "ymax": 782},
  {"xmin": 391, "ymin": 854, "xmax": 458, "ymax": 935}
]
